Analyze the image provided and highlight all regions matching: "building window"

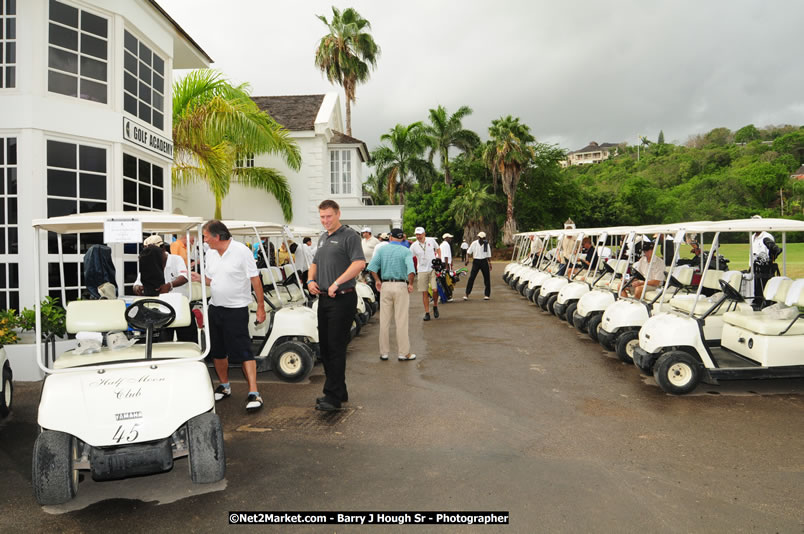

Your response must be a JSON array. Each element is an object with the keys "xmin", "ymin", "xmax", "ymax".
[
  {"xmin": 330, "ymin": 149, "xmax": 352, "ymax": 195},
  {"xmin": 1, "ymin": 0, "xmax": 16, "ymax": 88},
  {"xmin": 122, "ymin": 153, "xmax": 164, "ymax": 211},
  {"xmin": 0, "ymin": 136, "xmax": 18, "ymax": 310},
  {"xmin": 123, "ymin": 30, "xmax": 165, "ymax": 130},
  {"xmin": 46, "ymin": 139, "xmax": 106, "ymax": 255},
  {"xmin": 236, "ymin": 153, "xmax": 254, "ymax": 168}
]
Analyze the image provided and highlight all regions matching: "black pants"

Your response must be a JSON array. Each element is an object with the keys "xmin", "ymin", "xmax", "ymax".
[
  {"xmin": 465, "ymin": 258, "xmax": 491, "ymax": 297},
  {"xmin": 317, "ymin": 291, "xmax": 357, "ymax": 403}
]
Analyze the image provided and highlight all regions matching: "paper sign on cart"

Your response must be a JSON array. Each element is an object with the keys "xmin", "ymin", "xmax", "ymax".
[{"xmin": 104, "ymin": 219, "xmax": 143, "ymax": 243}]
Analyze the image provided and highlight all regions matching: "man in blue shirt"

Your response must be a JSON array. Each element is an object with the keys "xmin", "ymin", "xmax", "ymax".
[{"xmin": 367, "ymin": 228, "xmax": 417, "ymax": 361}]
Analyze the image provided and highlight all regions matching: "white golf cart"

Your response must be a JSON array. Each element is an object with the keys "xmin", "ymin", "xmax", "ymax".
[
  {"xmin": 503, "ymin": 233, "xmax": 528, "ymax": 286},
  {"xmin": 225, "ymin": 221, "xmax": 319, "ymax": 382},
  {"xmin": 597, "ymin": 225, "xmax": 698, "ymax": 362},
  {"xmin": 513, "ymin": 232, "xmax": 547, "ymax": 297},
  {"xmin": 537, "ymin": 228, "xmax": 586, "ymax": 314},
  {"xmin": 0, "ymin": 347, "xmax": 11, "ymax": 418},
  {"xmin": 553, "ymin": 228, "xmax": 613, "ymax": 322},
  {"xmin": 506, "ymin": 233, "xmax": 535, "ymax": 292},
  {"xmin": 571, "ymin": 229, "xmax": 636, "ymax": 343},
  {"xmin": 31, "ymin": 212, "xmax": 223, "ymax": 506},
  {"xmin": 524, "ymin": 231, "xmax": 562, "ymax": 303},
  {"xmin": 634, "ymin": 218, "xmax": 804, "ymax": 394}
]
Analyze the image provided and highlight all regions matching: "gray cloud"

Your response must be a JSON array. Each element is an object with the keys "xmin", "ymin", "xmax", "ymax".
[{"xmin": 161, "ymin": 0, "xmax": 804, "ymax": 152}]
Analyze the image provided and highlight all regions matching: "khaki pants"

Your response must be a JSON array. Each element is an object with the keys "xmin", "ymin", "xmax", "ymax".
[{"xmin": 379, "ymin": 281, "xmax": 410, "ymax": 357}]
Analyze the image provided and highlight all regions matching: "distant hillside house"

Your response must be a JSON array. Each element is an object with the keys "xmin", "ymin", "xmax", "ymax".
[
  {"xmin": 792, "ymin": 165, "xmax": 804, "ymax": 180},
  {"xmin": 561, "ymin": 141, "xmax": 621, "ymax": 167},
  {"xmin": 172, "ymin": 93, "xmax": 404, "ymax": 234}
]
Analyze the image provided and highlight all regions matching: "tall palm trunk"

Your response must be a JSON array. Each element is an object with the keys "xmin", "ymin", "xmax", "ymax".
[
  {"xmin": 344, "ymin": 80, "xmax": 354, "ymax": 136},
  {"xmin": 387, "ymin": 167, "xmax": 398, "ymax": 204},
  {"xmin": 503, "ymin": 192, "xmax": 517, "ymax": 246},
  {"xmin": 443, "ymin": 153, "xmax": 452, "ymax": 185}
]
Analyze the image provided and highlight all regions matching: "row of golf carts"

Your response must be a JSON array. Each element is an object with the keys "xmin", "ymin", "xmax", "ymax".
[
  {"xmin": 15, "ymin": 211, "xmax": 376, "ymax": 506},
  {"xmin": 503, "ymin": 218, "xmax": 804, "ymax": 396}
]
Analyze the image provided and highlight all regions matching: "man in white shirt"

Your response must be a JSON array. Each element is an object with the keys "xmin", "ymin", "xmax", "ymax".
[
  {"xmin": 440, "ymin": 233, "xmax": 453, "ymax": 271},
  {"xmin": 621, "ymin": 241, "xmax": 665, "ymax": 299},
  {"xmin": 374, "ymin": 233, "xmax": 390, "ymax": 253},
  {"xmin": 460, "ymin": 240, "xmax": 469, "ymax": 262},
  {"xmin": 361, "ymin": 226, "xmax": 380, "ymax": 263},
  {"xmin": 295, "ymin": 236, "xmax": 316, "ymax": 284},
  {"xmin": 464, "ymin": 231, "xmax": 493, "ymax": 300},
  {"xmin": 410, "ymin": 226, "xmax": 441, "ymax": 320},
  {"xmin": 193, "ymin": 220, "xmax": 266, "ymax": 412}
]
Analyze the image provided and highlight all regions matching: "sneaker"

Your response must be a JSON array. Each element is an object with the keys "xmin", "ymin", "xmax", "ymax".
[
  {"xmin": 246, "ymin": 393, "xmax": 263, "ymax": 411},
  {"xmin": 214, "ymin": 384, "xmax": 231, "ymax": 401},
  {"xmin": 423, "ymin": 313, "xmax": 431, "ymax": 321},
  {"xmin": 447, "ymin": 298, "xmax": 454, "ymax": 302},
  {"xmin": 484, "ymin": 296, "xmax": 490, "ymax": 300},
  {"xmin": 463, "ymin": 295, "xmax": 469, "ymax": 301},
  {"xmin": 380, "ymin": 354, "xmax": 389, "ymax": 361},
  {"xmin": 433, "ymin": 306, "xmax": 439, "ymax": 318},
  {"xmin": 398, "ymin": 353, "xmax": 417, "ymax": 361}
]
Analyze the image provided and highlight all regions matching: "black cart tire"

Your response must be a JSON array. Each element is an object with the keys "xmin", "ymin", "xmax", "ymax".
[
  {"xmin": 363, "ymin": 298, "xmax": 374, "ymax": 318},
  {"xmin": 546, "ymin": 295, "xmax": 557, "ymax": 315},
  {"xmin": 653, "ymin": 351, "xmax": 701, "ymax": 395},
  {"xmin": 0, "ymin": 365, "xmax": 11, "ymax": 417},
  {"xmin": 565, "ymin": 302, "xmax": 578, "ymax": 326},
  {"xmin": 32, "ymin": 430, "xmax": 79, "ymax": 505},
  {"xmin": 187, "ymin": 412, "xmax": 226, "ymax": 483},
  {"xmin": 573, "ymin": 311, "xmax": 588, "ymax": 333},
  {"xmin": 615, "ymin": 330, "xmax": 639, "ymax": 364},
  {"xmin": 587, "ymin": 314, "xmax": 603, "ymax": 343},
  {"xmin": 271, "ymin": 340, "xmax": 314, "ymax": 382}
]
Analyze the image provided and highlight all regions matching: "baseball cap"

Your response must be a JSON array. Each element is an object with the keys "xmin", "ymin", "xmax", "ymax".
[
  {"xmin": 442, "ymin": 233, "xmax": 453, "ymax": 239},
  {"xmin": 143, "ymin": 234, "xmax": 164, "ymax": 247},
  {"xmin": 379, "ymin": 232, "xmax": 389, "ymax": 240},
  {"xmin": 414, "ymin": 226, "xmax": 425, "ymax": 235},
  {"xmin": 390, "ymin": 228, "xmax": 405, "ymax": 239},
  {"xmin": 477, "ymin": 231, "xmax": 486, "ymax": 239},
  {"xmin": 361, "ymin": 226, "xmax": 372, "ymax": 233}
]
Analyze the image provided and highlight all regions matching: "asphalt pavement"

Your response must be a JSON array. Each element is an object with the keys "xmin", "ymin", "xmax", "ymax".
[{"xmin": 0, "ymin": 263, "xmax": 802, "ymax": 533}]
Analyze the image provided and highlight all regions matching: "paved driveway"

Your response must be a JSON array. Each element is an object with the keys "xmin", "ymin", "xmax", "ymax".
[{"xmin": 1, "ymin": 265, "xmax": 802, "ymax": 532}]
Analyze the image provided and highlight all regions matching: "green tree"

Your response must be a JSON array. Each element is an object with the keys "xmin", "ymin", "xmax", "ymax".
[
  {"xmin": 362, "ymin": 173, "xmax": 388, "ymax": 205},
  {"xmin": 172, "ymin": 70, "xmax": 300, "ymax": 220},
  {"xmin": 314, "ymin": 7, "xmax": 380, "ymax": 136},
  {"xmin": 704, "ymin": 127, "xmax": 732, "ymax": 147},
  {"xmin": 423, "ymin": 105, "xmax": 480, "ymax": 185},
  {"xmin": 450, "ymin": 181, "xmax": 497, "ymax": 241},
  {"xmin": 483, "ymin": 116, "xmax": 535, "ymax": 245},
  {"xmin": 657, "ymin": 130, "xmax": 665, "ymax": 145},
  {"xmin": 370, "ymin": 122, "xmax": 433, "ymax": 204},
  {"xmin": 734, "ymin": 124, "xmax": 760, "ymax": 143},
  {"xmin": 402, "ymin": 182, "xmax": 459, "ymax": 238}
]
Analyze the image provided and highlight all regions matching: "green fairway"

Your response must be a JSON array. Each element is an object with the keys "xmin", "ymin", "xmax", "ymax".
[{"xmin": 677, "ymin": 242, "xmax": 804, "ymax": 278}]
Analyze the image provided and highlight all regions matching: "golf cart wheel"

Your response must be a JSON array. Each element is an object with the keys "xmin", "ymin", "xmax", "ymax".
[
  {"xmin": 573, "ymin": 311, "xmax": 588, "ymax": 333},
  {"xmin": 271, "ymin": 340, "xmax": 314, "ymax": 382},
  {"xmin": 0, "ymin": 365, "xmax": 11, "ymax": 417},
  {"xmin": 363, "ymin": 298, "xmax": 374, "ymax": 318},
  {"xmin": 32, "ymin": 430, "xmax": 79, "ymax": 505},
  {"xmin": 187, "ymin": 412, "xmax": 226, "ymax": 484},
  {"xmin": 587, "ymin": 314, "xmax": 603, "ymax": 343},
  {"xmin": 546, "ymin": 295, "xmax": 558, "ymax": 315},
  {"xmin": 653, "ymin": 351, "xmax": 701, "ymax": 395},
  {"xmin": 565, "ymin": 302, "xmax": 578, "ymax": 326},
  {"xmin": 615, "ymin": 331, "xmax": 639, "ymax": 364}
]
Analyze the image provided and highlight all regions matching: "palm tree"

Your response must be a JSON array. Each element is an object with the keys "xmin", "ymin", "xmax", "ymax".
[
  {"xmin": 423, "ymin": 105, "xmax": 480, "ymax": 185},
  {"xmin": 483, "ymin": 115, "xmax": 535, "ymax": 245},
  {"xmin": 314, "ymin": 7, "xmax": 380, "ymax": 136},
  {"xmin": 362, "ymin": 173, "xmax": 388, "ymax": 205},
  {"xmin": 450, "ymin": 181, "xmax": 496, "ymax": 241},
  {"xmin": 370, "ymin": 122, "xmax": 432, "ymax": 204},
  {"xmin": 172, "ymin": 70, "xmax": 301, "ymax": 220}
]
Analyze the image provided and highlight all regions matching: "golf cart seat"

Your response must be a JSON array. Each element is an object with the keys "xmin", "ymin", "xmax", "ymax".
[
  {"xmin": 54, "ymin": 296, "xmax": 201, "ymax": 369},
  {"xmin": 642, "ymin": 265, "xmax": 696, "ymax": 302},
  {"xmin": 722, "ymin": 278, "xmax": 804, "ymax": 335},
  {"xmin": 670, "ymin": 270, "xmax": 749, "ymax": 315}
]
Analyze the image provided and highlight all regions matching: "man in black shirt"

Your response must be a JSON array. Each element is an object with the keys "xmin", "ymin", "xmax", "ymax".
[{"xmin": 307, "ymin": 200, "xmax": 366, "ymax": 411}]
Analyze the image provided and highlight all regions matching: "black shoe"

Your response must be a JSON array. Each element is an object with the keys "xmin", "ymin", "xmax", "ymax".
[
  {"xmin": 423, "ymin": 313, "xmax": 431, "ymax": 321},
  {"xmin": 316, "ymin": 399, "xmax": 342, "ymax": 411},
  {"xmin": 433, "ymin": 306, "xmax": 439, "ymax": 318},
  {"xmin": 317, "ymin": 395, "xmax": 348, "ymax": 404},
  {"xmin": 246, "ymin": 393, "xmax": 263, "ymax": 411}
]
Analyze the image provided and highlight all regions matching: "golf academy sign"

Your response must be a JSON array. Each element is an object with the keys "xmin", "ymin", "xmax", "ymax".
[{"xmin": 123, "ymin": 118, "xmax": 173, "ymax": 160}]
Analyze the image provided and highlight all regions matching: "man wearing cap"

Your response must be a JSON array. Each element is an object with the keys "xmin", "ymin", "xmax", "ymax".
[
  {"xmin": 440, "ymin": 233, "xmax": 454, "ymax": 271},
  {"xmin": 308, "ymin": 200, "xmax": 366, "ymax": 411},
  {"xmin": 410, "ymin": 226, "xmax": 441, "ymax": 320},
  {"xmin": 367, "ymin": 228, "xmax": 416, "ymax": 361},
  {"xmin": 361, "ymin": 227, "xmax": 380, "ymax": 263},
  {"xmin": 464, "ymin": 231, "xmax": 493, "ymax": 300},
  {"xmin": 621, "ymin": 240, "xmax": 664, "ymax": 299},
  {"xmin": 374, "ymin": 233, "xmax": 390, "ymax": 253},
  {"xmin": 460, "ymin": 239, "xmax": 469, "ymax": 262}
]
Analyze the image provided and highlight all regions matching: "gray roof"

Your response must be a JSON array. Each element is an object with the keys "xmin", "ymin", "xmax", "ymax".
[
  {"xmin": 252, "ymin": 95, "xmax": 325, "ymax": 131},
  {"xmin": 147, "ymin": 0, "xmax": 213, "ymax": 63},
  {"xmin": 793, "ymin": 164, "xmax": 804, "ymax": 176},
  {"xmin": 569, "ymin": 141, "xmax": 620, "ymax": 155},
  {"xmin": 330, "ymin": 131, "xmax": 369, "ymax": 163}
]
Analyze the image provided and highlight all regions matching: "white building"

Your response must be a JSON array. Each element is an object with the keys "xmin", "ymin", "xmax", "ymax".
[
  {"xmin": 172, "ymin": 93, "xmax": 404, "ymax": 235},
  {"xmin": 0, "ymin": 0, "xmax": 210, "ymax": 308}
]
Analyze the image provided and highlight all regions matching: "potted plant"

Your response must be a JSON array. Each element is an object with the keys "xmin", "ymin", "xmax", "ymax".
[{"xmin": 4, "ymin": 297, "xmax": 73, "ymax": 381}]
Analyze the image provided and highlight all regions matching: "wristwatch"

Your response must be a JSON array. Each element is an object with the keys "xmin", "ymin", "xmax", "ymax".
[{"xmin": 332, "ymin": 281, "xmax": 340, "ymax": 288}]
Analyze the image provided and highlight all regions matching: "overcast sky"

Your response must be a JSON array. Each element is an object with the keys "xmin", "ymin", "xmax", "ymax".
[{"xmin": 160, "ymin": 0, "xmax": 804, "ymax": 153}]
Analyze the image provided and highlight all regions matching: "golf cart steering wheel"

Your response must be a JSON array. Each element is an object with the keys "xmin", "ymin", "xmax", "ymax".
[
  {"xmin": 631, "ymin": 269, "xmax": 645, "ymax": 281},
  {"xmin": 718, "ymin": 279, "xmax": 743, "ymax": 302},
  {"xmin": 125, "ymin": 298, "xmax": 176, "ymax": 330},
  {"xmin": 603, "ymin": 261, "xmax": 614, "ymax": 274}
]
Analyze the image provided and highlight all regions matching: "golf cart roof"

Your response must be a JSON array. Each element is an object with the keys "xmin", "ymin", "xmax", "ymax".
[
  {"xmin": 686, "ymin": 218, "xmax": 804, "ymax": 233},
  {"xmin": 221, "ymin": 220, "xmax": 285, "ymax": 236},
  {"xmin": 32, "ymin": 211, "xmax": 203, "ymax": 234}
]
